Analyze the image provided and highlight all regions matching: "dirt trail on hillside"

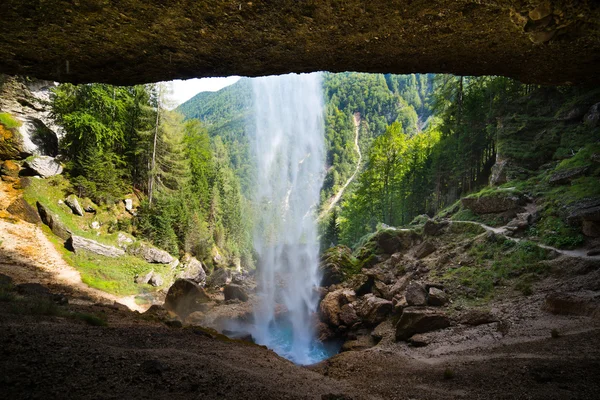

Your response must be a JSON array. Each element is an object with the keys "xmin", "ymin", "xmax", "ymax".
[
  {"xmin": 0, "ymin": 181, "xmax": 144, "ymax": 311},
  {"xmin": 320, "ymin": 112, "xmax": 362, "ymax": 219}
]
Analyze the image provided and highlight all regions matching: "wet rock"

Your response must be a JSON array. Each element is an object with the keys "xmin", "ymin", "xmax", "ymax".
[
  {"xmin": 24, "ymin": 155, "xmax": 62, "ymax": 178},
  {"xmin": 36, "ymin": 201, "xmax": 70, "ymax": 240},
  {"xmin": 178, "ymin": 253, "xmax": 206, "ymax": 285},
  {"xmin": 588, "ymin": 249, "xmax": 600, "ymax": 257},
  {"xmin": 223, "ymin": 284, "xmax": 248, "ymax": 302},
  {"xmin": 405, "ymin": 282, "xmax": 427, "ymax": 306},
  {"xmin": 357, "ymin": 295, "xmax": 393, "ymax": 326},
  {"xmin": 206, "ymin": 268, "xmax": 232, "ymax": 288},
  {"xmin": 461, "ymin": 190, "xmax": 526, "ymax": 214},
  {"xmin": 65, "ymin": 194, "xmax": 84, "ymax": 216},
  {"xmin": 164, "ymin": 279, "xmax": 211, "ymax": 318},
  {"xmin": 165, "ymin": 319, "xmax": 182, "ymax": 328},
  {"xmin": 319, "ymin": 289, "xmax": 357, "ymax": 327},
  {"xmin": 68, "ymin": 235, "xmax": 125, "ymax": 258},
  {"xmin": 549, "ymin": 166, "xmax": 589, "ymax": 185},
  {"xmin": 129, "ymin": 243, "xmax": 175, "ymax": 264},
  {"xmin": 542, "ymin": 292, "xmax": 600, "ymax": 319},
  {"xmin": 427, "ymin": 287, "xmax": 448, "ymax": 306},
  {"xmin": 339, "ymin": 303, "xmax": 359, "ymax": 326},
  {"xmin": 395, "ymin": 307, "xmax": 451, "ymax": 341},
  {"xmin": 7, "ymin": 198, "xmax": 41, "ymax": 224},
  {"xmin": 0, "ymin": 160, "xmax": 20, "ymax": 178},
  {"xmin": 414, "ymin": 241, "xmax": 436, "ymax": 259}
]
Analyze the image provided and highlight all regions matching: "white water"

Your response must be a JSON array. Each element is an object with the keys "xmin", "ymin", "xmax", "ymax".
[{"xmin": 250, "ymin": 73, "xmax": 327, "ymax": 364}]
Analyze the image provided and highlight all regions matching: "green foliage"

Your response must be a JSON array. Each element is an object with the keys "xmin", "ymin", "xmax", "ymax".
[{"xmin": 0, "ymin": 112, "xmax": 21, "ymax": 128}]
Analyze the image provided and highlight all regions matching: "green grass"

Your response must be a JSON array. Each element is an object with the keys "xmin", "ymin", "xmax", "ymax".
[
  {"xmin": 0, "ymin": 112, "xmax": 22, "ymax": 129},
  {"xmin": 443, "ymin": 238, "xmax": 551, "ymax": 299}
]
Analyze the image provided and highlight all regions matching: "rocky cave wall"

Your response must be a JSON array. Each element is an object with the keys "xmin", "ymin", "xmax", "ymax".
[{"xmin": 0, "ymin": 0, "xmax": 599, "ymax": 85}]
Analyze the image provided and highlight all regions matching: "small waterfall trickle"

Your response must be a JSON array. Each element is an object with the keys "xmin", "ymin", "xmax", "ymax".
[{"xmin": 250, "ymin": 72, "xmax": 331, "ymax": 364}]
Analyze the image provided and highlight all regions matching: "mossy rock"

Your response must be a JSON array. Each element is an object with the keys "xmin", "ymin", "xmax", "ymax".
[{"xmin": 319, "ymin": 245, "xmax": 359, "ymax": 284}]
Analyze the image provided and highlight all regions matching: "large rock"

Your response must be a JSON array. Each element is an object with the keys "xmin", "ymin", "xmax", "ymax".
[
  {"xmin": 405, "ymin": 282, "xmax": 427, "ymax": 306},
  {"xmin": 427, "ymin": 287, "xmax": 449, "ymax": 306},
  {"xmin": 348, "ymin": 274, "xmax": 374, "ymax": 296},
  {"xmin": 489, "ymin": 159, "xmax": 508, "ymax": 186},
  {"xmin": 414, "ymin": 241, "xmax": 436, "ymax": 259},
  {"xmin": 357, "ymin": 295, "xmax": 393, "ymax": 326},
  {"xmin": 461, "ymin": 190, "xmax": 526, "ymax": 214},
  {"xmin": 223, "ymin": 284, "xmax": 249, "ymax": 302},
  {"xmin": 319, "ymin": 289, "xmax": 356, "ymax": 328},
  {"xmin": 339, "ymin": 303, "xmax": 360, "ymax": 327},
  {"xmin": 36, "ymin": 201, "xmax": 70, "ymax": 240},
  {"xmin": 548, "ymin": 166, "xmax": 588, "ymax": 185},
  {"xmin": 389, "ymin": 274, "xmax": 413, "ymax": 298},
  {"xmin": 68, "ymin": 235, "xmax": 125, "ymax": 258},
  {"xmin": 65, "ymin": 194, "xmax": 84, "ymax": 216},
  {"xmin": 7, "ymin": 198, "xmax": 41, "ymax": 224},
  {"xmin": 395, "ymin": 307, "xmax": 451, "ymax": 341},
  {"xmin": 319, "ymin": 245, "xmax": 355, "ymax": 286},
  {"xmin": 542, "ymin": 292, "xmax": 600, "ymax": 319},
  {"xmin": 567, "ymin": 199, "xmax": 600, "ymax": 225},
  {"xmin": 178, "ymin": 253, "xmax": 207, "ymax": 285},
  {"xmin": 206, "ymin": 268, "xmax": 232, "ymax": 288},
  {"xmin": 129, "ymin": 243, "xmax": 175, "ymax": 264},
  {"xmin": 164, "ymin": 279, "xmax": 211, "ymax": 318},
  {"xmin": 423, "ymin": 219, "xmax": 448, "ymax": 236},
  {"xmin": 24, "ymin": 156, "xmax": 62, "ymax": 178}
]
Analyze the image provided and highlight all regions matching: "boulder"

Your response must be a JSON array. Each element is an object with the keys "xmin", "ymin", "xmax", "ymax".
[
  {"xmin": 405, "ymin": 281, "xmax": 427, "ymax": 306},
  {"xmin": 372, "ymin": 280, "xmax": 391, "ymax": 300},
  {"xmin": 339, "ymin": 303, "xmax": 359, "ymax": 326},
  {"xmin": 357, "ymin": 295, "xmax": 393, "ymax": 326},
  {"xmin": 371, "ymin": 320, "xmax": 395, "ymax": 341},
  {"xmin": 584, "ymin": 102, "xmax": 600, "ymax": 128},
  {"xmin": 423, "ymin": 219, "xmax": 447, "ymax": 236},
  {"xmin": 84, "ymin": 205, "xmax": 96, "ymax": 213},
  {"xmin": 0, "ymin": 159, "xmax": 20, "ymax": 178},
  {"xmin": 542, "ymin": 292, "xmax": 600, "ymax": 319},
  {"xmin": 206, "ymin": 268, "xmax": 232, "ymax": 288},
  {"xmin": 506, "ymin": 212, "xmax": 532, "ymax": 233},
  {"xmin": 65, "ymin": 194, "xmax": 84, "ymax": 216},
  {"xmin": 7, "ymin": 198, "xmax": 41, "ymax": 224},
  {"xmin": 24, "ymin": 155, "xmax": 62, "ymax": 178},
  {"xmin": 319, "ymin": 245, "xmax": 354, "ymax": 286},
  {"xmin": 129, "ymin": 243, "xmax": 175, "ymax": 264},
  {"xmin": 459, "ymin": 309, "xmax": 498, "ymax": 326},
  {"xmin": 566, "ymin": 199, "xmax": 600, "ymax": 226},
  {"xmin": 316, "ymin": 321, "xmax": 336, "ymax": 342},
  {"xmin": 223, "ymin": 284, "xmax": 249, "ymax": 302},
  {"xmin": 36, "ymin": 201, "xmax": 70, "ymax": 240},
  {"xmin": 348, "ymin": 274, "xmax": 374, "ymax": 296},
  {"xmin": 117, "ymin": 232, "xmax": 134, "ymax": 248},
  {"xmin": 68, "ymin": 235, "xmax": 125, "ymax": 258},
  {"xmin": 582, "ymin": 220, "xmax": 600, "ymax": 238},
  {"xmin": 149, "ymin": 273, "xmax": 164, "ymax": 287},
  {"xmin": 549, "ymin": 166, "xmax": 589, "ymax": 185},
  {"xmin": 319, "ymin": 288, "xmax": 357, "ymax": 327},
  {"xmin": 135, "ymin": 270, "xmax": 154, "ymax": 285},
  {"xmin": 178, "ymin": 253, "xmax": 206, "ymax": 285},
  {"xmin": 489, "ymin": 159, "xmax": 508, "ymax": 186},
  {"xmin": 395, "ymin": 307, "xmax": 451, "ymax": 341},
  {"xmin": 164, "ymin": 279, "xmax": 211, "ymax": 318},
  {"xmin": 389, "ymin": 274, "xmax": 413, "ymax": 298},
  {"xmin": 461, "ymin": 190, "xmax": 526, "ymax": 214},
  {"xmin": 124, "ymin": 198, "xmax": 133, "ymax": 211},
  {"xmin": 408, "ymin": 333, "xmax": 431, "ymax": 347},
  {"xmin": 414, "ymin": 241, "xmax": 436, "ymax": 259},
  {"xmin": 428, "ymin": 287, "xmax": 449, "ymax": 306}
]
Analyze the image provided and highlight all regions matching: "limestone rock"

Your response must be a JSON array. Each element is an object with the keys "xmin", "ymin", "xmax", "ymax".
[
  {"xmin": 405, "ymin": 282, "xmax": 427, "ymax": 306},
  {"xmin": 549, "ymin": 166, "xmax": 588, "ymax": 185},
  {"xmin": 223, "ymin": 284, "xmax": 249, "ymax": 302},
  {"xmin": 414, "ymin": 241, "xmax": 436, "ymax": 259},
  {"xmin": 319, "ymin": 288, "xmax": 357, "ymax": 327},
  {"xmin": 117, "ymin": 232, "xmax": 134, "ymax": 248},
  {"xmin": 178, "ymin": 253, "xmax": 206, "ymax": 285},
  {"xmin": 372, "ymin": 280, "xmax": 391, "ymax": 300},
  {"xmin": 130, "ymin": 243, "xmax": 175, "ymax": 264},
  {"xmin": 7, "ymin": 198, "xmax": 40, "ymax": 224},
  {"xmin": 36, "ymin": 201, "xmax": 70, "ymax": 240},
  {"xmin": 206, "ymin": 268, "xmax": 232, "ymax": 288},
  {"xmin": 427, "ymin": 287, "xmax": 449, "ymax": 306},
  {"xmin": 461, "ymin": 190, "xmax": 526, "ymax": 214},
  {"xmin": 357, "ymin": 295, "xmax": 393, "ymax": 326},
  {"xmin": 24, "ymin": 156, "xmax": 62, "ymax": 178},
  {"xmin": 68, "ymin": 235, "xmax": 125, "ymax": 258},
  {"xmin": 65, "ymin": 194, "xmax": 84, "ymax": 216},
  {"xmin": 566, "ymin": 199, "xmax": 600, "ymax": 227},
  {"xmin": 164, "ymin": 279, "xmax": 211, "ymax": 318},
  {"xmin": 395, "ymin": 307, "xmax": 451, "ymax": 341}
]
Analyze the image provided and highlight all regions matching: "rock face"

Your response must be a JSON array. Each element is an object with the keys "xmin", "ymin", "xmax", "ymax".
[
  {"xmin": 164, "ymin": 279, "xmax": 211, "ymax": 318},
  {"xmin": 36, "ymin": 202, "xmax": 70, "ymax": 240},
  {"xmin": 68, "ymin": 235, "xmax": 125, "ymax": 258},
  {"xmin": 129, "ymin": 243, "xmax": 175, "ymax": 264},
  {"xmin": 223, "ymin": 284, "xmax": 249, "ymax": 302},
  {"xmin": 7, "ymin": 198, "xmax": 41, "ymax": 224},
  {"xmin": 461, "ymin": 190, "xmax": 526, "ymax": 214},
  {"xmin": 395, "ymin": 307, "xmax": 451, "ymax": 341},
  {"xmin": 65, "ymin": 194, "xmax": 84, "ymax": 216},
  {"xmin": 24, "ymin": 156, "xmax": 63, "ymax": 178},
  {"xmin": 1, "ymin": 1, "xmax": 599, "ymax": 86},
  {"xmin": 178, "ymin": 254, "xmax": 206, "ymax": 285}
]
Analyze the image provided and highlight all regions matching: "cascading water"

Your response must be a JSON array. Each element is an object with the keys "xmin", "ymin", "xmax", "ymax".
[{"xmin": 250, "ymin": 72, "xmax": 335, "ymax": 365}]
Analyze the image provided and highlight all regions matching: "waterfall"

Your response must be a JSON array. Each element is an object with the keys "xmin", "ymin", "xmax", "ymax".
[{"xmin": 251, "ymin": 72, "xmax": 327, "ymax": 364}]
